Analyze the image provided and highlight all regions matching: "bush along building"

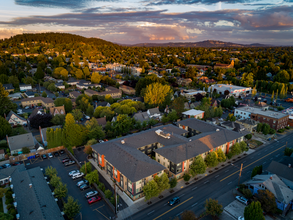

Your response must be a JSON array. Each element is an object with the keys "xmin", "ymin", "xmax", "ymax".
[{"xmin": 91, "ymin": 119, "xmax": 244, "ymax": 201}]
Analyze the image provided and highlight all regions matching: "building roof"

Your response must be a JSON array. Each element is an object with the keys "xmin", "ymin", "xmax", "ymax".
[
  {"xmin": 95, "ymin": 101, "xmax": 109, "ymax": 107},
  {"xmin": 8, "ymin": 133, "xmax": 35, "ymax": 151},
  {"xmin": 21, "ymin": 97, "xmax": 54, "ymax": 104},
  {"xmin": 3, "ymin": 84, "xmax": 14, "ymax": 90},
  {"xmin": 236, "ymin": 106, "xmax": 288, "ymax": 119},
  {"xmin": 210, "ymin": 84, "xmax": 251, "ymax": 91},
  {"xmin": 85, "ymin": 89, "xmax": 99, "ymax": 95},
  {"xmin": 19, "ymin": 84, "xmax": 32, "ymax": 88},
  {"xmin": 69, "ymin": 91, "xmax": 81, "ymax": 98},
  {"xmin": 247, "ymin": 174, "xmax": 293, "ymax": 204},
  {"xmin": 267, "ymin": 160, "xmax": 293, "ymax": 183},
  {"xmin": 148, "ymin": 108, "xmax": 161, "ymax": 116},
  {"xmin": 221, "ymin": 121, "xmax": 246, "ymax": 133},
  {"xmin": 5, "ymin": 165, "xmax": 64, "ymax": 220},
  {"xmin": 237, "ymin": 118, "xmax": 258, "ymax": 126},
  {"xmin": 182, "ymin": 109, "xmax": 205, "ymax": 116},
  {"xmin": 6, "ymin": 110, "xmax": 26, "ymax": 123},
  {"xmin": 133, "ymin": 112, "xmax": 149, "ymax": 122},
  {"xmin": 120, "ymin": 85, "xmax": 135, "ymax": 91},
  {"xmin": 29, "ymin": 108, "xmax": 43, "ymax": 120},
  {"xmin": 49, "ymin": 106, "xmax": 65, "ymax": 115},
  {"xmin": 96, "ymin": 117, "xmax": 107, "ymax": 126}
]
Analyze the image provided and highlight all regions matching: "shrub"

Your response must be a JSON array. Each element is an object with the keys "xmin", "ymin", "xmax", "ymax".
[
  {"xmin": 269, "ymin": 128, "xmax": 276, "ymax": 134},
  {"xmin": 285, "ymin": 126, "xmax": 290, "ymax": 130},
  {"xmin": 243, "ymin": 188, "xmax": 253, "ymax": 199},
  {"xmin": 278, "ymin": 128, "xmax": 285, "ymax": 133},
  {"xmin": 5, "ymin": 197, "xmax": 13, "ymax": 205},
  {"xmin": 227, "ymin": 152, "xmax": 233, "ymax": 159},
  {"xmin": 169, "ymin": 178, "xmax": 177, "ymax": 188},
  {"xmin": 110, "ymin": 196, "xmax": 115, "ymax": 205},
  {"xmin": 284, "ymin": 147, "xmax": 293, "ymax": 156},
  {"xmin": 98, "ymin": 182, "xmax": 105, "ymax": 192},
  {"xmin": 6, "ymin": 204, "xmax": 13, "ymax": 210},
  {"xmin": 104, "ymin": 189, "xmax": 112, "ymax": 199},
  {"xmin": 8, "ymin": 208, "xmax": 17, "ymax": 216},
  {"xmin": 183, "ymin": 173, "xmax": 191, "ymax": 182},
  {"xmin": 245, "ymin": 134, "xmax": 252, "ymax": 140}
]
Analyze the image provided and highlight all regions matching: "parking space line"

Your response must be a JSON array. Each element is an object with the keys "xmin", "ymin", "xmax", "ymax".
[
  {"xmin": 93, "ymin": 204, "xmax": 104, "ymax": 210},
  {"xmin": 94, "ymin": 209, "xmax": 111, "ymax": 220}
]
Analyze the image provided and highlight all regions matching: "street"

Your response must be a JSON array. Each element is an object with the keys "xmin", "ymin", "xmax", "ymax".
[{"xmin": 126, "ymin": 133, "xmax": 292, "ymax": 220}]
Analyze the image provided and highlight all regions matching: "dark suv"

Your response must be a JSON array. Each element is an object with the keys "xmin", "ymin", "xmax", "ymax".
[{"xmin": 168, "ymin": 197, "xmax": 180, "ymax": 206}]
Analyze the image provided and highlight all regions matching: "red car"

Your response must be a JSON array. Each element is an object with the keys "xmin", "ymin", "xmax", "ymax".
[{"xmin": 87, "ymin": 196, "xmax": 102, "ymax": 204}]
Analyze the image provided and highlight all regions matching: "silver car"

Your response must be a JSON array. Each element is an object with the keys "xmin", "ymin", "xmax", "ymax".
[
  {"xmin": 69, "ymin": 170, "xmax": 80, "ymax": 176},
  {"xmin": 72, "ymin": 172, "xmax": 84, "ymax": 179},
  {"xmin": 85, "ymin": 191, "xmax": 98, "ymax": 199},
  {"xmin": 236, "ymin": 196, "xmax": 248, "ymax": 205}
]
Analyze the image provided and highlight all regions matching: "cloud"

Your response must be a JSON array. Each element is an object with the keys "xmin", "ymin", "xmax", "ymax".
[
  {"xmin": 14, "ymin": 0, "xmax": 115, "ymax": 9},
  {"xmin": 144, "ymin": 0, "xmax": 259, "ymax": 6}
]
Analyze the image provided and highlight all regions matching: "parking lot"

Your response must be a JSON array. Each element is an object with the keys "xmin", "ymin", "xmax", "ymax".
[{"xmin": 24, "ymin": 152, "xmax": 115, "ymax": 220}]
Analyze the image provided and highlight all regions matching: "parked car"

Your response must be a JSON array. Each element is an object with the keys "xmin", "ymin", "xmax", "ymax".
[
  {"xmin": 54, "ymin": 152, "xmax": 59, "ymax": 157},
  {"xmin": 76, "ymin": 180, "xmax": 88, "ymax": 187},
  {"xmin": 12, "ymin": 162, "xmax": 21, "ymax": 166},
  {"xmin": 72, "ymin": 172, "xmax": 84, "ymax": 180},
  {"xmin": 235, "ymin": 196, "xmax": 248, "ymax": 205},
  {"xmin": 99, "ymin": 140, "xmax": 104, "ymax": 143},
  {"xmin": 59, "ymin": 150, "xmax": 65, "ymax": 154},
  {"xmin": 168, "ymin": 197, "xmax": 180, "ymax": 206},
  {"xmin": 24, "ymin": 106, "xmax": 29, "ymax": 109},
  {"xmin": 87, "ymin": 196, "xmax": 102, "ymax": 204},
  {"xmin": 48, "ymin": 153, "xmax": 53, "ymax": 158},
  {"xmin": 64, "ymin": 160, "xmax": 76, "ymax": 166},
  {"xmin": 85, "ymin": 115, "xmax": 90, "ymax": 120},
  {"xmin": 3, "ymin": 164, "xmax": 11, "ymax": 168},
  {"xmin": 62, "ymin": 158, "xmax": 70, "ymax": 163},
  {"xmin": 85, "ymin": 191, "xmax": 98, "ymax": 199},
  {"xmin": 80, "ymin": 184, "xmax": 90, "ymax": 191},
  {"xmin": 238, "ymin": 217, "xmax": 244, "ymax": 220},
  {"xmin": 69, "ymin": 170, "xmax": 80, "ymax": 176},
  {"xmin": 42, "ymin": 154, "xmax": 47, "ymax": 159}
]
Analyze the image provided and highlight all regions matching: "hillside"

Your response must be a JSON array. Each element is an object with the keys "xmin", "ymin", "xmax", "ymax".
[{"xmin": 130, "ymin": 40, "xmax": 271, "ymax": 47}]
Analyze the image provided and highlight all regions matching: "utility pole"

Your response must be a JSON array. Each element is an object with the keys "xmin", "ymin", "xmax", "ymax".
[
  {"xmin": 114, "ymin": 182, "xmax": 117, "ymax": 214},
  {"xmin": 238, "ymin": 163, "xmax": 243, "ymax": 186}
]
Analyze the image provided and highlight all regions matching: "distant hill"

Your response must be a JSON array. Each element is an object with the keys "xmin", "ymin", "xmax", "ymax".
[{"xmin": 129, "ymin": 40, "xmax": 272, "ymax": 47}]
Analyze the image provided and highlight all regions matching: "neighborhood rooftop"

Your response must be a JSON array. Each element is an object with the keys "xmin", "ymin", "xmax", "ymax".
[{"xmin": 236, "ymin": 106, "xmax": 288, "ymax": 119}]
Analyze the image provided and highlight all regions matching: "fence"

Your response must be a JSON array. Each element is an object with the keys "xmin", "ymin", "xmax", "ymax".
[{"xmin": 9, "ymin": 146, "xmax": 65, "ymax": 163}]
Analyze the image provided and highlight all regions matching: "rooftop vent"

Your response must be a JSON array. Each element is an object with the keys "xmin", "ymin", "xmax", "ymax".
[
  {"xmin": 289, "ymin": 164, "xmax": 291, "ymax": 168},
  {"xmin": 12, "ymin": 194, "xmax": 15, "ymax": 199},
  {"xmin": 189, "ymin": 139, "xmax": 192, "ymax": 142},
  {"xmin": 29, "ymin": 184, "xmax": 32, "ymax": 188},
  {"xmin": 16, "ymin": 214, "xmax": 20, "ymax": 220},
  {"xmin": 155, "ymin": 129, "xmax": 171, "ymax": 139},
  {"xmin": 13, "ymin": 202, "xmax": 17, "ymax": 208},
  {"xmin": 270, "ymin": 176, "xmax": 273, "ymax": 180},
  {"xmin": 216, "ymin": 129, "xmax": 220, "ymax": 132},
  {"xmin": 121, "ymin": 140, "xmax": 125, "ymax": 144}
]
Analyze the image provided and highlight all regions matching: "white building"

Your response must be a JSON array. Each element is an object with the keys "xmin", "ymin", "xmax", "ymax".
[
  {"xmin": 19, "ymin": 84, "xmax": 32, "ymax": 92},
  {"xmin": 209, "ymin": 84, "xmax": 253, "ymax": 97},
  {"xmin": 181, "ymin": 89, "xmax": 206, "ymax": 100},
  {"xmin": 182, "ymin": 109, "xmax": 205, "ymax": 119}
]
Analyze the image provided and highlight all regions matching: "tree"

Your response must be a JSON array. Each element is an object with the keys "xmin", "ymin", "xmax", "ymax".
[
  {"xmin": 180, "ymin": 210, "xmax": 198, "ymax": 220},
  {"xmin": 42, "ymin": 91, "xmax": 47, "ymax": 98},
  {"xmin": 51, "ymin": 114, "xmax": 65, "ymax": 125},
  {"xmin": 85, "ymin": 170, "xmax": 99, "ymax": 185},
  {"xmin": 244, "ymin": 201, "xmax": 265, "ymax": 220},
  {"xmin": 257, "ymin": 123, "xmax": 263, "ymax": 132},
  {"xmin": 258, "ymin": 189, "xmax": 277, "ymax": 213},
  {"xmin": 21, "ymin": 147, "xmax": 30, "ymax": 154},
  {"xmin": 169, "ymin": 178, "xmax": 177, "ymax": 188},
  {"xmin": 190, "ymin": 155, "xmax": 207, "ymax": 177},
  {"xmin": 143, "ymin": 180, "xmax": 159, "ymax": 201},
  {"xmin": 105, "ymin": 189, "xmax": 112, "ymax": 199},
  {"xmin": 45, "ymin": 166, "xmax": 58, "ymax": 178},
  {"xmin": 71, "ymin": 109, "xmax": 83, "ymax": 121},
  {"xmin": 216, "ymin": 149, "xmax": 226, "ymax": 162},
  {"xmin": 0, "ymin": 116, "xmax": 12, "ymax": 139},
  {"xmin": 35, "ymin": 65, "xmax": 44, "ymax": 80},
  {"xmin": 0, "ymin": 213, "xmax": 14, "ymax": 220},
  {"xmin": 224, "ymin": 90, "xmax": 230, "ymax": 96},
  {"xmin": 85, "ymin": 118, "xmax": 105, "ymax": 140},
  {"xmin": 252, "ymin": 86, "xmax": 257, "ymax": 97},
  {"xmin": 63, "ymin": 113, "xmax": 86, "ymax": 147},
  {"xmin": 271, "ymin": 91, "xmax": 274, "ymax": 102},
  {"xmin": 262, "ymin": 123, "xmax": 270, "ymax": 135},
  {"xmin": 0, "ymin": 187, "xmax": 7, "ymax": 198},
  {"xmin": 86, "ymin": 104, "xmax": 94, "ymax": 117},
  {"xmin": 54, "ymin": 182, "xmax": 68, "ymax": 199},
  {"xmin": 251, "ymin": 165, "xmax": 262, "ymax": 179},
  {"xmin": 29, "ymin": 113, "xmax": 53, "ymax": 129},
  {"xmin": 183, "ymin": 173, "xmax": 191, "ymax": 182},
  {"xmin": 171, "ymin": 97, "xmax": 185, "ymax": 115},
  {"xmin": 0, "ymin": 83, "xmax": 17, "ymax": 116},
  {"xmin": 50, "ymin": 174, "xmax": 61, "ymax": 188},
  {"xmin": 245, "ymin": 134, "xmax": 252, "ymax": 140},
  {"xmin": 231, "ymin": 143, "xmax": 242, "ymax": 156},
  {"xmin": 205, "ymin": 152, "xmax": 219, "ymax": 167},
  {"xmin": 84, "ymin": 146, "xmax": 93, "ymax": 155},
  {"xmin": 91, "ymin": 72, "xmax": 103, "ymax": 84},
  {"xmin": 243, "ymin": 188, "xmax": 253, "ymax": 199},
  {"xmin": 63, "ymin": 196, "xmax": 81, "ymax": 220},
  {"xmin": 80, "ymin": 162, "xmax": 92, "ymax": 175},
  {"xmin": 54, "ymin": 98, "xmax": 73, "ymax": 113},
  {"xmin": 205, "ymin": 198, "xmax": 223, "ymax": 218},
  {"xmin": 240, "ymin": 141, "xmax": 248, "ymax": 152},
  {"xmin": 47, "ymin": 83, "xmax": 57, "ymax": 92},
  {"xmin": 144, "ymin": 82, "xmax": 172, "ymax": 106},
  {"xmin": 154, "ymin": 173, "xmax": 170, "ymax": 195}
]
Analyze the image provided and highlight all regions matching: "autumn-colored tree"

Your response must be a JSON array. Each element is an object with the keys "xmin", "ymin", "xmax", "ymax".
[
  {"xmin": 63, "ymin": 113, "xmax": 86, "ymax": 147},
  {"xmin": 91, "ymin": 72, "xmax": 103, "ymax": 84},
  {"xmin": 0, "ymin": 83, "xmax": 17, "ymax": 116},
  {"xmin": 205, "ymin": 198, "xmax": 223, "ymax": 218},
  {"xmin": 257, "ymin": 189, "xmax": 278, "ymax": 213},
  {"xmin": 144, "ymin": 82, "xmax": 172, "ymax": 106},
  {"xmin": 84, "ymin": 146, "xmax": 93, "ymax": 155}
]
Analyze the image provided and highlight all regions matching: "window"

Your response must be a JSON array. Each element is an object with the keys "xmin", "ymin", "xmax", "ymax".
[{"xmin": 158, "ymin": 159, "xmax": 160, "ymax": 163}]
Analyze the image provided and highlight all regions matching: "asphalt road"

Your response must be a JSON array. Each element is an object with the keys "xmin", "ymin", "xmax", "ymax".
[{"xmin": 126, "ymin": 133, "xmax": 293, "ymax": 220}]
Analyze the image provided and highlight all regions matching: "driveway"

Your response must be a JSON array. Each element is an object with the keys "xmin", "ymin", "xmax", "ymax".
[{"xmin": 24, "ymin": 152, "xmax": 115, "ymax": 220}]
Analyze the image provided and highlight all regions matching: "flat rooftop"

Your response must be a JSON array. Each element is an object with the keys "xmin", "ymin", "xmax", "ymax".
[{"xmin": 236, "ymin": 106, "xmax": 288, "ymax": 119}]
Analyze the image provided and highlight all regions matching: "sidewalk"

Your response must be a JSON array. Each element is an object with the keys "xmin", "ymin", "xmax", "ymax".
[{"xmin": 2, "ymin": 195, "xmax": 8, "ymax": 214}]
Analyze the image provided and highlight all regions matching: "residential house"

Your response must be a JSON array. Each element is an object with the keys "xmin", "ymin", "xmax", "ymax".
[
  {"xmin": 220, "ymin": 121, "xmax": 248, "ymax": 135},
  {"xmin": 86, "ymin": 87, "xmax": 122, "ymax": 99},
  {"xmin": 234, "ymin": 106, "xmax": 288, "ymax": 130},
  {"xmin": 24, "ymin": 91, "xmax": 35, "ymax": 98},
  {"xmin": 147, "ymin": 108, "xmax": 163, "ymax": 120},
  {"xmin": 0, "ymin": 149, "xmax": 5, "ymax": 160},
  {"xmin": 8, "ymin": 93, "xmax": 22, "ymax": 100},
  {"xmin": 19, "ymin": 84, "xmax": 32, "ymax": 92},
  {"xmin": 236, "ymin": 118, "xmax": 258, "ymax": 132},
  {"xmin": 6, "ymin": 111, "xmax": 27, "ymax": 126},
  {"xmin": 49, "ymin": 106, "xmax": 66, "ymax": 116},
  {"xmin": 28, "ymin": 108, "xmax": 43, "ymax": 122},
  {"xmin": 133, "ymin": 112, "xmax": 150, "ymax": 123},
  {"xmin": 0, "ymin": 165, "xmax": 64, "ymax": 219},
  {"xmin": 96, "ymin": 117, "xmax": 107, "ymax": 128},
  {"xmin": 94, "ymin": 101, "xmax": 111, "ymax": 109},
  {"xmin": 246, "ymin": 174, "xmax": 293, "ymax": 211},
  {"xmin": 214, "ymin": 60, "xmax": 234, "ymax": 69},
  {"xmin": 67, "ymin": 78, "xmax": 79, "ymax": 86},
  {"xmin": 180, "ymin": 89, "xmax": 206, "ymax": 100},
  {"xmin": 55, "ymin": 82, "xmax": 65, "ymax": 90},
  {"xmin": 3, "ymin": 84, "xmax": 14, "ymax": 93},
  {"xmin": 120, "ymin": 85, "xmax": 136, "ymax": 95},
  {"xmin": 182, "ymin": 109, "xmax": 205, "ymax": 119},
  {"xmin": 21, "ymin": 97, "xmax": 55, "ymax": 108},
  {"xmin": 69, "ymin": 91, "xmax": 81, "ymax": 99},
  {"xmin": 177, "ymin": 78, "xmax": 192, "ymax": 86},
  {"xmin": 7, "ymin": 133, "xmax": 35, "ymax": 154},
  {"xmin": 91, "ymin": 118, "xmax": 243, "ymax": 201},
  {"xmin": 198, "ymin": 77, "xmax": 216, "ymax": 84}
]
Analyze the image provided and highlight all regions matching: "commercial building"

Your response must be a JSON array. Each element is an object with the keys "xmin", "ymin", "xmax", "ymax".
[
  {"xmin": 209, "ymin": 84, "xmax": 253, "ymax": 97},
  {"xmin": 91, "ymin": 118, "xmax": 243, "ymax": 201},
  {"xmin": 21, "ymin": 97, "xmax": 55, "ymax": 108},
  {"xmin": 180, "ymin": 89, "xmax": 206, "ymax": 99},
  {"xmin": 234, "ymin": 106, "xmax": 289, "ymax": 130}
]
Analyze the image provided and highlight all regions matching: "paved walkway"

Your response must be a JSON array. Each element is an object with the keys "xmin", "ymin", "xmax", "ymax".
[{"xmin": 2, "ymin": 195, "xmax": 8, "ymax": 213}]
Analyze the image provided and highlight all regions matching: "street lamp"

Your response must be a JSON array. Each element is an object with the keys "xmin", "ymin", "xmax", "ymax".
[{"xmin": 231, "ymin": 163, "xmax": 243, "ymax": 186}]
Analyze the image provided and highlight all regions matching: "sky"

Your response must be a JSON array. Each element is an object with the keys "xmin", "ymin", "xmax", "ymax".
[{"xmin": 0, "ymin": 0, "xmax": 292, "ymax": 45}]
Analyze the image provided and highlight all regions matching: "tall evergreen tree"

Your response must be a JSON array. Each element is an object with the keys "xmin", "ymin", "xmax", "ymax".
[{"xmin": 244, "ymin": 201, "xmax": 265, "ymax": 220}]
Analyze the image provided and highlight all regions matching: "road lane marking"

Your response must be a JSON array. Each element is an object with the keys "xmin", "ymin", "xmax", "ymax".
[
  {"xmin": 153, "ymin": 197, "xmax": 193, "ymax": 220},
  {"xmin": 176, "ymin": 211, "xmax": 183, "ymax": 216},
  {"xmin": 148, "ymin": 210, "xmax": 155, "ymax": 215},
  {"xmin": 204, "ymin": 181, "xmax": 209, "ymax": 184},
  {"xmin": 263, "ymin": 162, "xmax": 266, "ymax": 164},
  {"xmin": 179, "ymin": 194, "xmax": 185, "ymax": 197},
  {"xmin": 93, "ymin": 209, "xmax": 110, "ymax": 220},
  {"xmin": 220, "ymin": 145, "xmax": 286, "ymax": 182},
  {"xmin": 225, "ymin": 170, "xmax": 229, "ymax": 173},
  {"xmin": 192, "ymin": 187, "xmax": 197, "ymax": 191},
  {"xmin": 191, "ymin": 202, "xmax": 198, "ymax": 207},
  {"xmin": 215, "ymin": 175, "xmax": 219, "ymax": 178},
  {"xmin": 228, "ymin": 181, "xmax": 233, "ymax": 185}
]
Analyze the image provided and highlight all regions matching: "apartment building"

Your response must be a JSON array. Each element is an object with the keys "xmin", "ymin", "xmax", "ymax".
[
  {"xmin": 119, "ymin": 85, "xmax": 136, "ymax": 95},
  {"xmin": 21, "ymin": 97, "xmax": 55, "ymax": 108},
  {"xmin": 85, "ymin": 87, "xmax": 122, "ymax": 99},
  {"xmin": 234, "ymin": 106, "xmax": 289, "ymax": 130},
  {"xmin": 91, "ymin": 119, "xmax": 243, "ymax": 201}
]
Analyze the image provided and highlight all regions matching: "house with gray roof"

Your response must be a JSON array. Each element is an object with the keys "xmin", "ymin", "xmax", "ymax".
[
  {"xmin": 147, "ymin": 108, "xmax": 162, "ymax": 120},
  {"xmin": 0, "ymin": 165, "xmax": 64, "ymax": 220},
  {"xmin": 133, "ymin": 111, "xmax": 149, "ymax": 123},
  {"xmin": 7, "ymin": 133, "xmax": 35, "ymax": 154},
  {"xmin": 91, "ymin": 118, "xmax": 244, "ymax": 201},
  {"xmin": 6, "ymin": 110, "xmax": 27, "ymax": 126},
  {"xmin": 246, "ymin": 174, "xmax": 293, "ymax": 211}
]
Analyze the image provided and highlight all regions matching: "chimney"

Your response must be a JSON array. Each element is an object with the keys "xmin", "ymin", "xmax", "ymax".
[
  {"xmin": 29, "ymin": 183, "xmax": 32, "ymax": 188},
  {"xmin": 121, "ymin": 140, "xmax": 125, "ymax": 144},
  {"xmin": 270, "ymin": 176, "xmax": 273, "ymax": 180},
  {"xmin": 289, "ymin": 164, "xmax": 291, "ymax": 168}
]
